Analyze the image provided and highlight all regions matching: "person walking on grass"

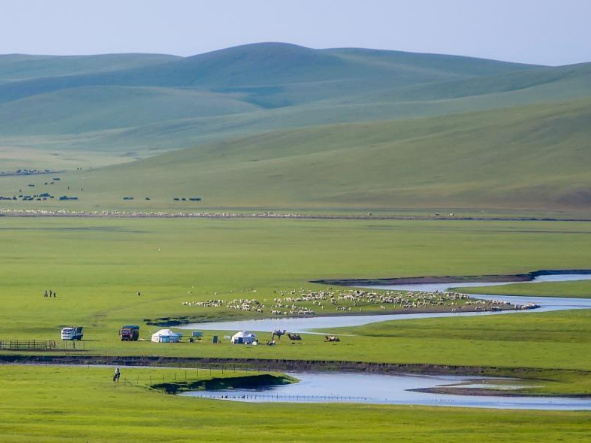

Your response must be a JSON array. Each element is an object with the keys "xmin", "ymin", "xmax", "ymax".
[{"xmin": 113, "ymin": 367, "xmax": 120, "ymax": 382}]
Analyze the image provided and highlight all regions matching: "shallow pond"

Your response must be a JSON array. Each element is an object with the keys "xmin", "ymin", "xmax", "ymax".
[{"xmin": 180, "ymin": 372, "xmax": 591, "ymax": 410}]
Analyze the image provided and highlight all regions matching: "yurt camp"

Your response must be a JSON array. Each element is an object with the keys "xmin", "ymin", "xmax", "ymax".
[
  {"xmin": 231, "ymin": 331, "xmax": 257, "ymax": 345},
  {"xmin": 151, "ymin": 329, "xmax": 182, "ymax": 343}
]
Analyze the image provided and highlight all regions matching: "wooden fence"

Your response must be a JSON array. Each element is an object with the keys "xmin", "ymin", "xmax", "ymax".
[
  {"xmin": 0, "ymin": 340, "xmax": 57, "ymax": 351},
  {"xmin": 0, "ymin": 339, "xmax": 85, "ymax": 351}
]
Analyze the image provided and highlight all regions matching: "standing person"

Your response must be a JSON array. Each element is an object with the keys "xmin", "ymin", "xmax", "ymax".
[
  {"xmin": 113, "ymin": 367, "xmax": 120, "ymax": 382},
  {"xmin": 44, "ymin": 290, "xmax": 48, "ymax": 298}
]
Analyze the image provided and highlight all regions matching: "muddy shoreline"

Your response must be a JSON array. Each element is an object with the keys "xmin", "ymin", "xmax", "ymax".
[{"xmin": 312, "ymin": 269, "xmax": 591, "ymax": 287}]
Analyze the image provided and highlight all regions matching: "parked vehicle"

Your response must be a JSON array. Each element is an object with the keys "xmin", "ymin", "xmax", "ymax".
[
  {"xmin": 119, "ymin": 325, "xmax": 140, "ymax": 341},
  {"xmin": 61, "ymin": 326, "xmax": 83, "ymax": 341}
]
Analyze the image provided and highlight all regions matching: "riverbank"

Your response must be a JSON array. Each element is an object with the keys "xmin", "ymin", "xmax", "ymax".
[
  {"xmin": 313, "ymin": 269, "xmax": 591, "ymax": 287},
  {"xmin": 1, "ymin": 364, "xmax": 588, "ymax": 442},
  {"xmin": 2, "ymin": 355, "xmax": 588, "ymax": 400},
  {"xmin": 152, "ymin": 373, "xmax": 296, "ymax": 394},
  {"xmin": 147, "ymin": 303, "xmax": 520, "ymax": 327},
  {"xmin": 0, "ymin": 353, "xmax": 586, "ymax": 378},
  {"xmin": 410, "ymin": 386, "xmax": 591, "ymax": 399}
]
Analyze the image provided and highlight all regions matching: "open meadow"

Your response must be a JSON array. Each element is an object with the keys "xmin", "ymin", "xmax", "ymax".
[
  {"xmin": 1, "ymin": 216, "xmax": 590, "ymax": 440},
  {"xmin": 461, "ymin": 280, "xmax": 591, "ymax": 298},
  {"xmin": 2, "ymin": 365, "xmax": 590, "ymax": 443},
  {"xmin": 1, "ymin": 216, "xmax": 590, "ymax": 339}
]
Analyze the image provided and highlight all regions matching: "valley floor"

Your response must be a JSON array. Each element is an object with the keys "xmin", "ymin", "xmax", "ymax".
[{"xmin": 0, "ymin": 216, "xmax": 589, "ymax": 440}]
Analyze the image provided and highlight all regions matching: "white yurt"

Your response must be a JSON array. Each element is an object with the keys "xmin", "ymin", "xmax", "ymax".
[
  {"xmin": 151, "ymin": 329, "xmax": 182, "ymax": 343},
  {"xmin": 231, "ymin": 331, "xmax": 257, "ymax": 345}
]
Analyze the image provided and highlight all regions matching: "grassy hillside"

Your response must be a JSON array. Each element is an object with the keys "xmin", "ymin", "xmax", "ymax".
[
  {"xmin": 0, "ymin": 43, "xmax": 587, "ymax": 208},
  {"xmin": 3, "ymin": 98, "xmax": 586, "ymax": 212},
  {"xmin": 0, "ymin": 53, "xmax": 179, "ymax": 83},
  {"xmin": 0, "ymin": 43, "xmax": 536, "ymax": 103},
  {"xmin": 0, "ymin": 44, "xmax": 587, "ymax": 162},
  {"xmin": 0, "ymin": 42, "xmax": 558, "ymax": 153},
  {"xmin": 0, "ymin": 86, "xmax": 261, "ymax": 135},
  {"xmin": 325, "ymin": 47, "xmax": 539, "ymax": 76}
]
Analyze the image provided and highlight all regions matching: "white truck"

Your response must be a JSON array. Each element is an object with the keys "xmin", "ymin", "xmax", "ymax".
[{"xmin": 61, "ymin": 326, "xmax": 84, "ymax": 341}]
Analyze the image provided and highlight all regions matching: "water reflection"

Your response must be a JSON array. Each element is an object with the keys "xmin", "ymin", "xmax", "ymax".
[
  {"xmin": 178, "ymin": 273, "xmax": 591, "ymax": 409},
  {"xmin": 178, "ymin": 274, "xmax": 591, "ymax": 333},
  {"xmin": 181, "ymin": 372, "xmax": 591, "ymax": 410}
]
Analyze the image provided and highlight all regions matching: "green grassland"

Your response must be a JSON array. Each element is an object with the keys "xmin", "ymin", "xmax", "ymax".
[
  {"xmin": 2, "ymin": 43, "xmax": 590, "ymax": 441},
  {"xmin": 1, "ymin": 98, "xmax": 589, "ymax": 212},
  {"xmin": 329, "ymin": 309, "xmax": 591, "ymax": 377},
  {"xmin": 460, "ymin": 281, "xmax": 591, "ymax": 298},
  {"xmin": 0, "ymin": 217, "xmax": 589, "ymax": 366},
  {"xmin": 1, "ymin": 217, "xmax": 590, "ymax": 440},
  {"xmin": 1, "ymin": 366, "xmax": 589, "ymax": 443},
  {"xmin": 9, "ymin": 309, "xmax": 588, "ymax": 376}
]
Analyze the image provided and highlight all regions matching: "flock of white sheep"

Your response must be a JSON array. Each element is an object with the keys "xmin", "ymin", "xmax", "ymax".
[{"xmin": 181, "ymin": 287, "xmax": 537, "ymax": 316}]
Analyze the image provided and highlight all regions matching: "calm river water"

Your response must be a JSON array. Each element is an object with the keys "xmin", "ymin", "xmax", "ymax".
[
  {"xmin": 179, "ymin": 273, "xmax": 591, "ymax": 409},
  {"xmin": 179, "ymin": 273, "xmax": 591, "ymax": 333},
  {"xmin": 180, "ymin": 372, "xmax": 591, "ymax": 410}
]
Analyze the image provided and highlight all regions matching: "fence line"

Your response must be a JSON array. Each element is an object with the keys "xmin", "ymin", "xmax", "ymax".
[
  {"xmin": 0, "ymin": 339, "xmax": 85, "ymax": 351},
  {"xmin": 0, "ymin": 339, "xmax": 57, "ymax": 351}
]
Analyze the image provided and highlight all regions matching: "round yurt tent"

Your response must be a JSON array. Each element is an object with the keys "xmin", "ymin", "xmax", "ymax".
[
  {"xmin": 231, "ymin": 331, "xmax": 257, "ymax": 345},
  {"xmin": 151, "ymin": 329, "xmax": 182, "ymax": 343}
]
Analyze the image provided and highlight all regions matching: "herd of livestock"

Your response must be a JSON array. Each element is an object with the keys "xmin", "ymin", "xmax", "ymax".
[{"xmin": 182, "ymin": 288, "xmax": 539, "ymax": 316}]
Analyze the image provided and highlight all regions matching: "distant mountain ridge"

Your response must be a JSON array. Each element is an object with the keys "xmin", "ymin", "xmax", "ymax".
[
  {"xmin": 0, "ymin": 53, "xmax": 180, "ymax": 84},
  {"xmin": 0, "ymin": 42, "xmax": 541, "ymax": 105},
  {"xmin": 1, "ymin": 42, "xmax": 583, "ymax": 153}
]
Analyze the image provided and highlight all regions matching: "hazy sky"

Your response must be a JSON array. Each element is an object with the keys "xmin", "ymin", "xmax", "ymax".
[{"xmin": 1, "ymin": 0, "xmax": 590, "ymax": 66}]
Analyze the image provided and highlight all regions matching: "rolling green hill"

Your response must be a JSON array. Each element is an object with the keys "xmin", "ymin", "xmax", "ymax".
[
  {"xmin": 0, "ymin": 43, "xmax": 588, "ymax": 213},
  {"xmin": 0, "ymin": 43, "xmax": 588, "ymax": 162},
  {"xmin": 0, "ymin": 43, "xmax": 537, "ymax": 103},
  {"xmin": 0, "ymin": 86, "xmax": 262, "ymax": 135},
  {"xmin": 0, "ymin": 53, "xmax": 179, "ymax": 84},
  {"xmin": 348, "ymin": 62, "xmax": 591, "ymax": 104},
  {"xmin": 2, "ymin": 98, "xmax": 588, "ymax": 212},
  {"xmin": 0, "ymin": 43, "xmax": 548, "ymax": 140}
]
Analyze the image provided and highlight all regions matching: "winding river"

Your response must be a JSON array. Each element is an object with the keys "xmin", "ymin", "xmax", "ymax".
[
  {"xmin": 180, "ymin": 372, "xmax": 591, "ymax": 410},
  {"xmin": 179, "ymin": 273, "xmax": 591, "ymax": 409},
  {"xmin": 179, "ymin": 273, "xmax": 591, "ymax": 333}
]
